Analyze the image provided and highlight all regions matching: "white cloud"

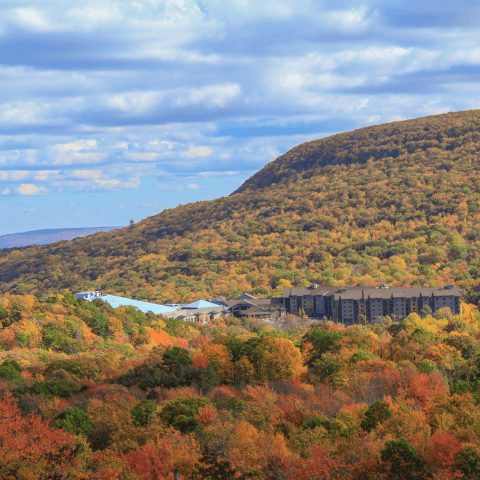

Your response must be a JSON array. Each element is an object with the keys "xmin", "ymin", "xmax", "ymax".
[
  {"xmin": 327, "ymin": 6, "xmax": 372, "ymax": 32},
  {"xmin": 0, "ymin": 101, "xmax": 46, "ymax": 125},
  {"xmin": 15, "ymin": 8, "xmax": 56, "ymax": 32},
  {"xmin": 57, "ymin": 139, "xmax": 97, "ymax": 153},
  {"xmin": 93, "ymin": 177, "xmax": 140, "ymax": 190},
  {"xmin": 68, "ymin": 4, "xmax": 122, "ymax": 28},
  {"xmin": 106, "ymin": 91, "xmax": 161, "ymax": 114},
  {"xmin": 128, "ymin": 152, "xmax": 163, "ymax": 161},
  {"xmin": 181, "ymin": 146, "xmax": 213, "ymax": 158},
  {"xmin": 34, "ymin": 170, "xmax": 62, "ymax": 181},
  {"xmin": 113, "ymin": 142, "xmax": 129, "ymax": 149},
  {"xmin": 175, "ymin": 83, "xmax": 242, "ymax": 108},
  {"xmin": 187, "ymin": 183, "xmax": 200, "ymax": 189},
  {"xmin": 1, "ymin": 188, "xmax": 10, "ymax": 195},
  {"xmin": 71, "ymin": 170, "xmax": 103, "ymax": 180},
  {"xmin": 16, "ymin": 184, "xmax": 48, "ymax": 195},
  {"xmin": 198, "ymin": 171, "xmax": 240, "ymax": 177}
]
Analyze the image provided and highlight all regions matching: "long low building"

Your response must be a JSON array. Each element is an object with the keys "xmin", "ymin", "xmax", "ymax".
[
  {"xmin": 75, "ymin": 292, "xmax": 227, "ymax": 323},
  {"xmin": 282, "ymin": 284, "xmax": 462, "ymax": 324},
  {"xmin": 75, "ymin": 291, "xmax": 176, "ymax": 315}
]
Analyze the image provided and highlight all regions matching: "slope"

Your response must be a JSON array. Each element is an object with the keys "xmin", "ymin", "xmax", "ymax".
[{"xmin": 2, "ymin": 109, "xmax": 480, "ymax": 303}]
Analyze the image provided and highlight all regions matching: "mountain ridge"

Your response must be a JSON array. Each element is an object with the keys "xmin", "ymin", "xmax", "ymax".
[
  {"xmin": 2, "ymin": 109, "xmax": 480, "ymax": 303},
  {"xmin": 234, "ymin": 109, "xmax": 480, "ymax": 193}
]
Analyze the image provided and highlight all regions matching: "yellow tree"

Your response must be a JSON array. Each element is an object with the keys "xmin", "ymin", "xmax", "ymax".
[
  {"xmin": 253, "ymin": 336, "xmax": 307, "ymax": 382},
  {"xmin": 194, "ymin": 344, "xmax": 233, "ymax": 382}
]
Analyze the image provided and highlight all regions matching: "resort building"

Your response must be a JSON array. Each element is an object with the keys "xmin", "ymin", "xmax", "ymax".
[
  {"xmin": 75, "ymin": 291, "xmax": 176, "ymax": 315},
  {"xmin": 282, "ymin": 284, "xmax": 462, "ymax": 324}
]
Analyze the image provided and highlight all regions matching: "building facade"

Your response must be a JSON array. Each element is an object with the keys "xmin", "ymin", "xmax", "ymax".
[
  {"xmin": 282, "ymin": 285, "xmax": 462, "ymax": 324},
  {"xmin": 223, "ymin": 294, "xmax": 287, "ymax": 320}
]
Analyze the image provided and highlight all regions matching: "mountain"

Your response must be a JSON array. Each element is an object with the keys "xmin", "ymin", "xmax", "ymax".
[
  {"xmin": 0, "ymin": 227, "xmax": 124, "ymax": 249},
  {"xmin": 2, "ymin": 109, "xmax": 480, "ymax": 303}
]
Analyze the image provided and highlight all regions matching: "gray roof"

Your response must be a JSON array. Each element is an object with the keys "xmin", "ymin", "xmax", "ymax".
[
  {"xmin": 334, "ymin": 290, "xmax": 363, "ymax": 301},
  {"xmin": 283, "ymin": 285, "xmax": 462, "ymax": 300},
  {"xmin": 224, "ymin": 297, "xmax": 283, "ymax": 308}
]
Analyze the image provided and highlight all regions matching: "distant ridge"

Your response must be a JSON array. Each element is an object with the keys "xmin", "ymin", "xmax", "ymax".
[{"xmin": 0, "ymin": 226, "xmax": 124, "ymax": 249}]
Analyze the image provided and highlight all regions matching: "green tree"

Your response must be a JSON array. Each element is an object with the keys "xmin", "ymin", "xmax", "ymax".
[
  {"xmin": 0, "ymin": 359, "xmax": 22, "ymax": 380},
  {"xmin": 302, "ymin": 325, "xmax": 344, "ymax": 367},
  {"xmin": 380, "ymin": 438, "xmax": 424, "ymax": 480},
  {"xmin": 160, "ymin": 396, "xmax": 211, "ymax": 433},
  {"xmin": 300, "ymin": 414, "xmax": 331, "ymax": 432},
  {"xmin": 455, "ymin": 443, "xmax": 480, "ymax": 478},
  {"xmin": 131, "ymin": 399, "xmax": 157, "ymax": 427},
  {"xmin": 360, "ymin": 400, "xmax": 392, "ymax": 432},
  {"xmin": 162, "ymin": 347, "xmax": 193, "ymax": 372},
  {"xmin": 55, "ymin": 407, "xmax": 94, "ymax": 438}
]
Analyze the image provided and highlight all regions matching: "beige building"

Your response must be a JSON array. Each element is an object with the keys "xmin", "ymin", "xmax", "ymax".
[{"xmin": 282, "ymin": 284, "xmax": 462, "ymax": 324}]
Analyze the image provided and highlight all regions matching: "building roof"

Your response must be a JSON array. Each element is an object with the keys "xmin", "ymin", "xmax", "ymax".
[
  {"xmin": 90, "ymin": 294, "xmax": 175, "ymax": 314},
  {"xmin": 224, "ymin": 297, "xmax": 283, "ymax": 309},
  {"xmin": 182, "ymin": 299, "xmax": 220, "ymax": 309},
  {"xmin": 334, "ymin": 290, "xmax": 363, "ymax": 300},
  {"xmin": 236, "ymin": 293, "xmax": 257, "ymax": 300},
  {"xmin": 284, "ymin": 285, "xmax": 462, "ymax": 300}
]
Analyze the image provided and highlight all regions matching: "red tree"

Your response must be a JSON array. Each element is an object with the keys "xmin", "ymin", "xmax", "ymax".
[
  {"xmin": 122, "ymin": 442, "xmax": 170, "ymax": 480},
  {"xmin": 0, "ymin": 391, "xmax": 79, "ymax": 478}
]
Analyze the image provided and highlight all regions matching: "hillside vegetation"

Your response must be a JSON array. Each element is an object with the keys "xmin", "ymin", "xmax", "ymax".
[
  {"xmin": 2, "ymin": 110, "xmax": 480, "ymax": 303},
  {"xmin": 1, "ymin": 292, "xmax": 480, "ymax": 478}
]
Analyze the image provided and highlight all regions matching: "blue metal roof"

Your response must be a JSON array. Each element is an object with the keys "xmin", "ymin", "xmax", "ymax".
[
  {"xmin": 87, "ymin": 294, "xmax": 175, "ymax": 315},
  {"xmin": 183, "ymin": 299, "xmax": 220, "ymax": 309}
]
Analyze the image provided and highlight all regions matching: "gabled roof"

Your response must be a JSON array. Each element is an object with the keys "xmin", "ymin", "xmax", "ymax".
[
  {"xmin": 183, "ymin": 299, "xmax": 219, "ymax": 309},
  {"xmin": 224, "ymin": 299, "xmax": 257, "ymax": 308},
  {"xmin": 92, "ymin": 294, "xmax": 175, "ymax": 315},
  {"xmin": 236, "ymin": 293, "xmax": 257, "ymax": 300}
]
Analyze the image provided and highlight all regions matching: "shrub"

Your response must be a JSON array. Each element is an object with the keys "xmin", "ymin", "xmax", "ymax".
[
  {"xmin": 300, "ymin": 414, "xmax": 331, "ymax": 432},
  {"xmin": 0, "ymin": 359, "xmax": 22, "ymax": 380},
  {"xmin": 45, "ymin": 358, "xmax": 100, "ymax": 380}
]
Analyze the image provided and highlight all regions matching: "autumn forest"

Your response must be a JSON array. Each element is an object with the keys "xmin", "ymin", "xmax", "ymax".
[
  {"xmin": 3, "ymin": 110, "xmax": 480, "ymax": 478},
  {"xmin": 2, "ymin": 291, "xmax": 480, "ymax": 479}
]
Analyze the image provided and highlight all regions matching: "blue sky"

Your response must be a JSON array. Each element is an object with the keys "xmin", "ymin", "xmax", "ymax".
[{"xmin": 1, "ymin": 0, "xmax": 480, "ymax": 235}]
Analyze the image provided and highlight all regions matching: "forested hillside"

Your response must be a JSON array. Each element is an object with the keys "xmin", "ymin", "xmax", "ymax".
[
  {"xmin": 3, "ymin": 110, "xmax": 480, "ymax": 303},
  {"xmin": 2, "ymin": 292, "xmax": 480, "ymax": 478}
]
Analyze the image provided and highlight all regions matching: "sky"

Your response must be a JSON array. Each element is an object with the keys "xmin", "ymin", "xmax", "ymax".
[{"xmin": 1, "ymin": 0, "xmax": 480, "ymax": 235}]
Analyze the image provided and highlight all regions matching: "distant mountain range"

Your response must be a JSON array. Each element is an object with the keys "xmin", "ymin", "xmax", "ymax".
[{"xmin": 0, "ymin": 227, "xmax": 124, "ymax": 249}]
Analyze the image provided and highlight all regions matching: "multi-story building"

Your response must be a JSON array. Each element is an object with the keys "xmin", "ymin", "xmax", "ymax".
[{"xmin": 282, "ymin": 284, "xmax": 462, "ymax": 324}]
